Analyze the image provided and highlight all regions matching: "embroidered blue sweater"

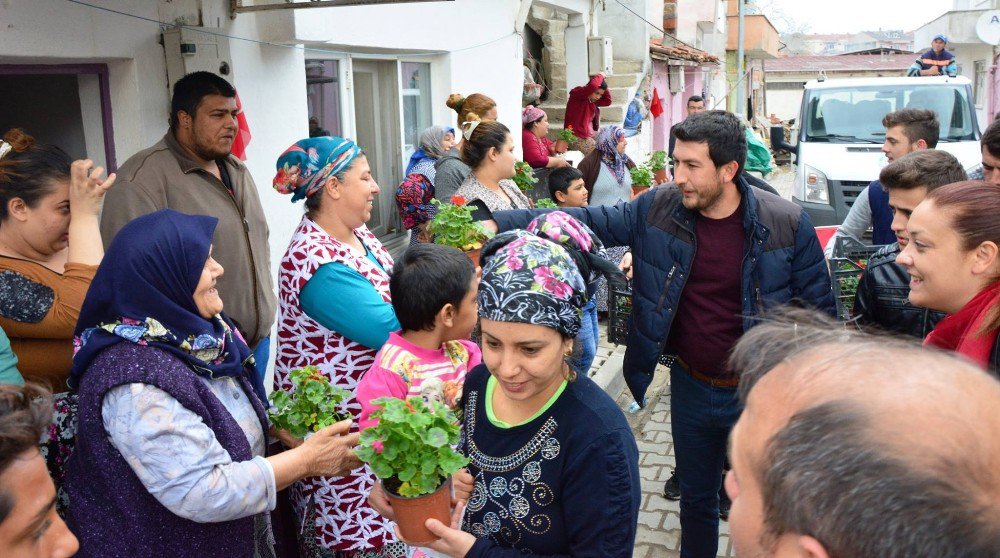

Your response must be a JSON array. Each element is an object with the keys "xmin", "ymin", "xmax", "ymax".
[{"xmin": 460, "ymin": 364, "xmax": 640, "ymax": 558}]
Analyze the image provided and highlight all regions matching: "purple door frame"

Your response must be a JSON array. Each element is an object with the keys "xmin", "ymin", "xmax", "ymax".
[{"xmin": 0, "ymin": 63, "xmax": 117, "ymax": 171}]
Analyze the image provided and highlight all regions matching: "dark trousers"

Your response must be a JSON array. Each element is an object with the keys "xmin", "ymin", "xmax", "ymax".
[{"xmin": 670, "ymin": 364, "xmax": 742, "ymax": 558}]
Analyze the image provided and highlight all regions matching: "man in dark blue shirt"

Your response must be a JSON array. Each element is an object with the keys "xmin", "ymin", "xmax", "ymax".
[{"xmin": 907, "ymin": 34, "xmax": 957, "ymax": 77}]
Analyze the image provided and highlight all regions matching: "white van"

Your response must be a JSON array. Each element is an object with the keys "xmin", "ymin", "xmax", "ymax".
[{"xmin": 772, "ymin": 76, "xmax": 981, "ymax": 226}]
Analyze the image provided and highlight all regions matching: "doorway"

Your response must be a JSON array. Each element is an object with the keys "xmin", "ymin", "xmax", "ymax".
[
  {"xmin": 352, "ymin": 59, "xmax": 403, "ymax": 240},
  {"xmin": 0, "ymin": 64, "xmax": 115, "ymax": 171}
]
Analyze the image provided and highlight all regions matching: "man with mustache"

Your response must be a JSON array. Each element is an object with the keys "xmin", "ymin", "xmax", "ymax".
[{"xmin": 100, "ymin": 71, "xmax": 275, "ymax": 379}]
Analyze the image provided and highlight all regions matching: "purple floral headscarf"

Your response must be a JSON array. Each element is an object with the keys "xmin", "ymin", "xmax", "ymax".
[
  {"xmin": 596, "ymin": 125, "xmax": 633, "ymax": 185},
  {"xmin": 478, "ymin": 230, "xmax": 587, "ymax": 337},
  {"xmin": 526, "ymin": 211, "xmax": 626, "ymax": 289}
]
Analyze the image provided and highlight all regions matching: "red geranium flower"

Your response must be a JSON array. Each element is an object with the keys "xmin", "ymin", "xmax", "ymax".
[{"xmin": 451, "ymin": 195, "xmax": 467, "ymax": 206}]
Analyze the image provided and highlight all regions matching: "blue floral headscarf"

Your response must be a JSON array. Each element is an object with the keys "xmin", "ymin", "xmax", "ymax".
[
  {"xmin": 69, "ymin": 210, "xmax": 265, "ymax": 403},
  {"xmin": 478, "ymin": 230, "xmax": 587, "ymax": 338},
  {"xmin": 596, "ymin": 125, "xmax": 633, "ymax": 185},
  {"xmin": 273, "ymin": 136, "xmax": 362, "ymax": 202}
]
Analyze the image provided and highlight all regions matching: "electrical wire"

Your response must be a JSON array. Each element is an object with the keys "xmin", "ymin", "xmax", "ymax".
[
  {"xmin": 61, "ymin": 0, "xmax": 517, "ymax": 57},
  {"xmin": 610, "ymin": 0, "xmax": 701, "ymax": 53}
]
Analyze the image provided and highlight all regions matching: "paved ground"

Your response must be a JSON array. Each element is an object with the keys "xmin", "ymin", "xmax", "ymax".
[
  {"xmin": 583, "ymin": 166, "xmax": 797, "ymax": 556},
  {"xmin": 590, "ymin": 328, "xmax": 735, "ymax": 558}
]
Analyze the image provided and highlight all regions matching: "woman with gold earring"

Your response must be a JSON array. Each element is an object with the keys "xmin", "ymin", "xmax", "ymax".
[{"xmin": 372, "ymin": 228, "xmax": 640, "ymax": 557}]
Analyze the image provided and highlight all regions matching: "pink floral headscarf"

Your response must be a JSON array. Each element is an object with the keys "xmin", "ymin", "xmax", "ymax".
[{"xmin": 478, "ymin": 230, "xmax": 587, "ymax": 337}]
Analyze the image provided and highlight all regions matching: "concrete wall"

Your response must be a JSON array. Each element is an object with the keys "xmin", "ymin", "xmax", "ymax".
[
  {"xmin": 599, "ymin": 0, "xmax": 659, "ymax": 64},
  {"xmin": 289, "ymin": 0, "xmax": 523, "ymax": 153}
]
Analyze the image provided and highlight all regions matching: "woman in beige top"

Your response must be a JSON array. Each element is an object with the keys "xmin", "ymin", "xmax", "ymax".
[
  {"xmin": 454, "ymin": 118, "xmax": 532, "ymax": 220},
  {"xmin": 0, "ymin": 128, "xmax": 114, "ymax": 389}
]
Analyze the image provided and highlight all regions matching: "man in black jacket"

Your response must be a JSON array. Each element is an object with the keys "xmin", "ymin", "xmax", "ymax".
[{"xmin": 853, "ymin": 150, "xmax": 966, "ymax": 337}]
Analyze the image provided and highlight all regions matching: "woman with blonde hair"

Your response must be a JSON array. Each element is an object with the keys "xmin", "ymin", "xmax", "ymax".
[{"xmin": 436, "ymin": 93, "xmax": 498, "ymax": 200}]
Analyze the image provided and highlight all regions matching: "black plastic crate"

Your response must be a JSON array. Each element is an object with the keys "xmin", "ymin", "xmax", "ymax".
[
  {"xmin": 608, "ymin": 285, "xmax": 632, "ymax": 345},
  {"xmin": 833, "ymin": 236, "xmax": 880, "ymax": 261},
  {"xmin": 829, "ymin": 257, "xmax": 865, "ymax": 322}
]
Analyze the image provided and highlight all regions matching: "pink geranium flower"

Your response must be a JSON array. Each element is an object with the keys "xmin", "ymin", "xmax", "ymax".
[
  {"xmin": 534, "ymin": 266, "xmax": 573, "ymax": 298},
  {"xmin": 373, "ymin": 440, "xmax": 384, "ymax": 454}
]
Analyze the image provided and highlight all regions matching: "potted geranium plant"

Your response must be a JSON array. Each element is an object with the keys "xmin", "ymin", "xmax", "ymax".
[
  {"xmin": 427, "ymin": 195, "xmax": 492, "ymax": 267},
  {"xmin": 554, "ymin": 125, "xmax": 575, "ymax": 154},
  {"xmin": 512, "ymin": 161, "xmax": 538, "ymax": 192},
  {"xmin": 629, "ymin": 164, "xmax": 654, "ymax": 198},
  {"xmin": 356, "ymin": 397, "xmax": 469, "ymax": 545},
  {"xmin": 648, "ymin": 150, "xmax": 669, "ymax": 184},
  {"xmin": 269, "ymin": 366, "xmax": 350, "ymax": 438}
]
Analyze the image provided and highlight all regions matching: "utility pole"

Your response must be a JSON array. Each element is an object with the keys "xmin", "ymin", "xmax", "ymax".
[{"xmin": 736, "ymin": 0, "xmax": 745, "ymax": 119}]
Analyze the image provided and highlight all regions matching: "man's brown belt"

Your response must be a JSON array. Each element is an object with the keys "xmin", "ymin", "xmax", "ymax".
[{"xmin": 676, "ymin": 357, "xmax": 740, "ymax": 388}]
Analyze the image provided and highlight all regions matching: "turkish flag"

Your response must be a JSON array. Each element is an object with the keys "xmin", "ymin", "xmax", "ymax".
[
  {"xmin": 231, "ymin": 92, "xmax": 252, "ymax": 161},
  {"xmin": 650, "ymin": 87, "xmax": 664, "ymax": 119}
]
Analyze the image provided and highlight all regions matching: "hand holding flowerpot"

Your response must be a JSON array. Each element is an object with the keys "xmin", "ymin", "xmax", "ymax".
[
  {"xmin": 356, "ymin": 397, "xmax": 470, "ymax": 545},
  {"xmin": 300, "ymin": 420, "xmax": 362, "ymax": 478},
  {"xmin": 427, "ymin": 196, "xmax": 492, "ymax": 266}
]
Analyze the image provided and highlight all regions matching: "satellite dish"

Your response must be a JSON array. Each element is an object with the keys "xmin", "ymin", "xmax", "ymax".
[{"xmin": 976, "ymin": 10, "xmax": 1000, "ymax": 45}]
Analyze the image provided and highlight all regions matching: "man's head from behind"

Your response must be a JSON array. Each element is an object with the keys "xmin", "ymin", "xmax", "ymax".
[
  {"xmin": 169, "ymin": 71, "xmax": 239, "ymax": 162},
  {"xmin": 686, "ymin": 95, "xmax": 705, "ymax": 116},
  {"xmin": 879, "ymin": 149, "xmax": 967, "ymax": 246},
  {"xmin": 671, "ymin": 110, "xmax": 746, "ymax": 212},
  {"xmin": 726, "ymin": 310, "xmax": 1000, "ymax": 558},
  {"xmin": 980, "ymin": 118, "xmax": 1000, "ymax": 186},
  {"xmin": 881, "ymin": 109, "xmax": 939, "ymax": 162},
  {"xmin": 0, "ymin": 385, "xmax": 77, "ymax": 557}
]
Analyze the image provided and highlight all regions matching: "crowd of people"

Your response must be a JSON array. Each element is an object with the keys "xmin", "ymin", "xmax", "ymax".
[{"xmin": 0, "ymin": 66, "xmax": 998, "ymax": 558}]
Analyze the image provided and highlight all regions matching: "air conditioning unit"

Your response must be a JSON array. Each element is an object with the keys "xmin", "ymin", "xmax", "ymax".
[
  {"xmin": 163, "ymin": 27, "xmax": 233, "ymax": 92},
  {"xmin": 668, "ymin": 65, "xmax": 686, "ymax": 93},
  {"xmin": 588, "ymin": 36, "xmax": 613, "ymax": 75}
]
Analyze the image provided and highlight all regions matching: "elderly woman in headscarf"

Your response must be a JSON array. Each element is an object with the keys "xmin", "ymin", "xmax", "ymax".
[
  {"xmin": 397, "ymin": 125, "xmax": 455, "ymax": 245},
  {"xmin": 64, "ymin": 209, "xmax": 361, "ymax": 557},
  {"xmin": 272, "ymin": 137, "xmax": 405, "ymax": 557},
  {"xmin": 521, "ymin": 105, "xmax": 569, "ymax": 170},
  {"xmin": 372, "ymin": 229, "xmax": 640, "ymax": 557},
  {"xmin": 577, "ymin": 125, "xmax": 635, "ymax": 313}
]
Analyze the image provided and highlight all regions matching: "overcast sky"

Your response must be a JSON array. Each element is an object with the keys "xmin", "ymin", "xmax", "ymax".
[{"xmin": 755, "ymin": 0, "xmax": 954, "ymax": 34}]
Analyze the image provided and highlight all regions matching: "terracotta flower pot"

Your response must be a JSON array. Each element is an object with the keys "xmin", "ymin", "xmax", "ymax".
[
  {"xmin": 631, "ymin": 185, "xmax": 650, "ymax": 198},
  {"xmin": 384, "ymin": 479, "xmax": 452, "ymax": 545},
  {"xmin": 653, "ymin": 169, "xmax": 668, "ymax": 184},
  {"xmin": 465, "ymin": 247, "xmax": 482, "ymax": 268},
  {"xmin": 553, "ymin": 139, "xmax": 569, "ymax": 154}
]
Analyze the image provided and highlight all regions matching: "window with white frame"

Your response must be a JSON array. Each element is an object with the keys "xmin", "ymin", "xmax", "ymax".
[
  {"xmin": 401, "ymin": 62, "xmax": 432, "ymax": 160},
  {"xmin": 974, "ymin": 60, "xmax": 986, "ymax": 107}
]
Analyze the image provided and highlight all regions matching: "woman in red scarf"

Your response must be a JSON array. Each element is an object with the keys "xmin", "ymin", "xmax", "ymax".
[{"xmin": 897, "ymin": 181, "xmax": 1000, "ymax": 374}]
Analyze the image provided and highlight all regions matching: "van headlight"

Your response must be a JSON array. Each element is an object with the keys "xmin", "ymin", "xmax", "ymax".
[{"xmin": 799, "ymin": 164, "xmax": 830, "ymax": 204}]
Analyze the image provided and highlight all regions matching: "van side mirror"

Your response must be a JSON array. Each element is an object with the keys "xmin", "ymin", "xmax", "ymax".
[{"xmin": 770, "ymin": 125, "xmax": 798, "ymax": 161}]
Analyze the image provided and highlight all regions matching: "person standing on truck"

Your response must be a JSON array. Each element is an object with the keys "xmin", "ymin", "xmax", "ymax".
[
  {"xmin": 907, "ymin": 34, "xmax": 958, "ymax": 77},
  {"xmin": 100, "ymin": 72, "xmax": 276, "ymax": 380},
  {"xmin": 824, "ymin": 109, "xmax": 939, "ymax": 257}
]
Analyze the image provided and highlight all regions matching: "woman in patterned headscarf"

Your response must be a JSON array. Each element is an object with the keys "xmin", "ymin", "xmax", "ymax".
[
  {"xmin": 397, "ymin": 125, "xmax": 455, "ymax": 245},
  {"xmin": 577, "ymin": 125, "xmax": 635, "ymax": 313},
  {"xmin": 272, "ymin": 136, "xmax": 405, "ymax": 557},
  {"xmin": 371, "ymin": 230, "xmax": 641, "ymax": 558}
]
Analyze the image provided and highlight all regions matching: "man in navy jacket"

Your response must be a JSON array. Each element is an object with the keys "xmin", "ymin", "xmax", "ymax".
[{"xmin": 489, "ymin": 111, "xmax": 834, "ymax": 558}]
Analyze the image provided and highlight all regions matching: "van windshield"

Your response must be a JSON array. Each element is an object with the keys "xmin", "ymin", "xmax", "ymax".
[{"xmin": 803, "ymin": 84, "xmax": 976, "ymax": 143}]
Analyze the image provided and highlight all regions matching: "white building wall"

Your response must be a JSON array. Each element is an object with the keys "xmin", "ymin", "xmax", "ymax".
[{"xmin": 599, "ymin": 0, "xmax": 659, "ymax": 65}]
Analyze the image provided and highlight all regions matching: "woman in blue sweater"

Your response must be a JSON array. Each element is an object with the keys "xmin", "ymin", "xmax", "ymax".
[{"xmin": 376, "ymin": 230, "xmax": 641, "ymax": 557}]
